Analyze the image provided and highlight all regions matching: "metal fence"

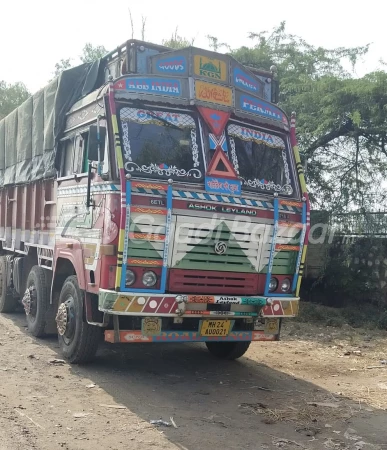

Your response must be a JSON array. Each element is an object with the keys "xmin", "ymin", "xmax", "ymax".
[{"xmin": 330, "ymin": 211, "xmax": 387, "ymax": 236}]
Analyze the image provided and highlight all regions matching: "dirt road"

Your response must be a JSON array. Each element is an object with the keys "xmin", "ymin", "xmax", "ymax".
[{"xmin": 0, "ymin": 312, "xmax": 386, "ymax": 450}]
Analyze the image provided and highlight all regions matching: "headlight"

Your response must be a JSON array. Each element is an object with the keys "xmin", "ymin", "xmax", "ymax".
[
  {"xmin": 281, "ymin": 278, "xmax": 291, "ymax": 293},
  {"xmin": 142, "ymin": 271, "xmax": 157, "ymax": 287},
  {"xmin": 125, "ymin": 270, "xmax": 136, "ymax": 286},
  {"xmin": 269, "ymin": 277, "xmax": 278, "ymax": 292}
]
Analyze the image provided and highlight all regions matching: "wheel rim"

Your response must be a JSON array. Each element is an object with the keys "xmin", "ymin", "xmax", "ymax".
[
  {"xmin": 22, "ymin": 285, "xmax": 37, "ymax": 319},
  {"xmin": 56, "ymin": 296, "xmax": 76, "ymax": 345}
]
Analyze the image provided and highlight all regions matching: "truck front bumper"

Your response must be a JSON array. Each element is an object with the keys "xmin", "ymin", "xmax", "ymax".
[
  {"xmin": 98, "ymin": 290, "xmax": 300, "ymax": 344},
  {"xmin": 98, "ymin": 289, "xmax": 300, "ymax": 318}
]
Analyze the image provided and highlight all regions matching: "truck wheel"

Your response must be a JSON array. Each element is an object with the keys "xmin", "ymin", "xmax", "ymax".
[
  {"xmin": 0, "ymin": 256, "xmax": 17, "ymax": 313},
  {"xmin": 23, "ymin": 266, "xmax": 51, "ymax": 337},
  {"xmin": 56, "ymin": 276, "xmax": 101, "ymax": 364},
  {"xmin": 205, "ymin": 321, "xmax": 253, "ymax": 360},
  {"xmin": 205, "ymin": 341, "xmax": 251, "ymax": 360}
]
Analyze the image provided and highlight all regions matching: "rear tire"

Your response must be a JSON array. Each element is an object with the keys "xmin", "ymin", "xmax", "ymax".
[
  {"xmin": 205, "ymin": 341, "xmax": 251, "ymax": 360},
  {"xmin": 205, "ymin": 321, "xmax": 253, "ymax": 360},
  {"xmin": 57, "ymin": 276, "xmax": 101, "ymax": 364},
  {"xmin": 0, "ymin": 256, "xmax": 16, "ymax": 313},
  {"xmin": 23, "ymin": 266, "xmax": 52, "ymax": 337}
]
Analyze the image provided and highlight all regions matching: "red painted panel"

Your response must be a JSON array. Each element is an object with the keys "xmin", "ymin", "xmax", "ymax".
[
  {"xmin": 100, "ymin": 257, "xmax": 116, "ymax": 289},
  {"xmin": 132, "ymin": 181, "xmax": 168, "ymax": 191},
  {"xmin": 131, "ymin": 194, "xmax": 166, "ymax": 208},
  {"xmin": 54, "ymin": 241, "xmax": 87, "ymax": 290},
  {"xmin": 173, "ymin": 199, "xmax": 272, "ymax": 219},
  {"xmin": 262, "ymin": 301, "xmax": 284, "ymax": 315},
  {"xmin": 131, "ymin": 195, "xmax": 302, "ymax": 222},
  {"xmin": 142, "ymin": 296, "xmax": 164, "ymax": 313},
  {"xmin": 156, "ymin": 297, "xmax": 177, "ymax": 314},
  {"xmin": 197, "ymin": 107, "xmax": 230, "ymax": 136},
  {"xmin": 169, "ymin": 269, "xmax": 261, "ymax": 295},
  {"xmin": 169, "ymin": 270, "xmax": 293, "ymax": 296}
]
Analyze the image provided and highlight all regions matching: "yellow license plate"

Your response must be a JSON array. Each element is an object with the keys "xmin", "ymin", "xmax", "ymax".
[
  {"xmin": 200, "ymin": 320, "xmax": 231, "ymax": 337},
  {"xmin": 264, "ymin": 318, "xmax": 279, "ymax": 335}
]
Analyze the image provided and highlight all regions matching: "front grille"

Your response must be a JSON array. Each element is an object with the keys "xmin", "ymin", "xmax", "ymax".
[
  {"xmin": 169, "ymin": 269, "xmax": 259, "ymax": 295},
  {"xmin": 172, "ymin": 217, "xmax": 260, "ymax": 273}
]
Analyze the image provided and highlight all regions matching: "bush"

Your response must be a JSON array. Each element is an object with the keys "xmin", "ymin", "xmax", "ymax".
[
  {"xmin": 304, "ymin": 236, "xmax": 387, "ymax": 311},
  {"xmin": 296, "ymin": 302, "xmax": 344, "ymax": 326},
  {"xmin": 377, "ymin": 311, "xmax": 387, "ymax": 330},
  {"xmin": 296, "ymin": 301, "xmax": 381, "ymax": 329}
]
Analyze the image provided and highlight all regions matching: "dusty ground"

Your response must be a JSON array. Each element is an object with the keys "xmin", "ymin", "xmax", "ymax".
[{"xmin": 0, "ymin": 311, "xmax": 387, "ymax": 450}]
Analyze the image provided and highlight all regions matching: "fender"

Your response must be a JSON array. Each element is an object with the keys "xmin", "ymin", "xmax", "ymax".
[{"xmin": 53, "ymin": 239, "xmax": 87, "ymax": 290}]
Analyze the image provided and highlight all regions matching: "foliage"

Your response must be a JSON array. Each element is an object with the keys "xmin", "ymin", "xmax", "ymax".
[
  {"xmin": 303, "ymin": 233, "xmax": 387, "ymax": 316},
  {"xmin": 162, "ymin": 28, "xmax": 194, "ymax": 49},
  {"xmin": 207, "ymin": 36, "xmax": 229, "ymax": 52},
  {"xmin": 80, "ymin": 43, "xmax": 108, "ymax": 63},
  {"xmin": 0, "ymin": 81, "xmax": 30, "ymax": 120},
  {"xmin": 52, "ymin": 43, "xmax": 107, "ymax": 79},
  {"xmin": 295, "ymin": 301, "xmax": 384, "ymax": 329},
  {"xmin": 228, "ymin": 22, "xmax": 387, "ymax": 212},
  {"xmin": 53, "ymin": 58, "xmax": 73, "ymax": 78},
  {"xmin": 323, "ymin": 238, "xmax": 383, "ymax": 304},
  {"xmin": 2, "ymin": 43, "xmax": 107, "ymax": 117}
]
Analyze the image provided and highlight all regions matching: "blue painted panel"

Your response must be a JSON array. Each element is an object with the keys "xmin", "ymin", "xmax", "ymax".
[
  {"xmin": 233, "ymin": 67, "xmax": 262, "ymax": 95},
  {"xmin": 124, "ymin": 78, "xmax": 182, "ymax": 96},
  {"xmin": 239, "ymin": 94, "xmax": 287, "ymax": 124},
  {"xmin": 205, "ymin": 176, "xmax": 241, "ymax": 196},
  {"xmin": 154, "ymin": 56, "xmax": 187, "ymax": 74}
]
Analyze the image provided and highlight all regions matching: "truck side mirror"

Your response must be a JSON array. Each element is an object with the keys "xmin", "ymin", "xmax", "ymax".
[{"xmin": 88, "ymin": 125, "xmax": 106, "ymax": 162}]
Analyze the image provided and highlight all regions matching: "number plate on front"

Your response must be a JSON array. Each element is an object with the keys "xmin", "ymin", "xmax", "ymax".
[{"xmin": 200, "ymin": 320, "xmax": 231, "ymax": 337}]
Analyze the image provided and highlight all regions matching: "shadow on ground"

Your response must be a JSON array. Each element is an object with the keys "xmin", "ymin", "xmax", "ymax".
[{"xmin": 6, "ymin": 311, "xmax": 387, "ymax": 449}]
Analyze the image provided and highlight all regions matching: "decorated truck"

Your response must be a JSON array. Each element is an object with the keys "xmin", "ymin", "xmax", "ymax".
[{"xmin": 0, "ymin": 40, "xmax": 309, "ymax": 363}]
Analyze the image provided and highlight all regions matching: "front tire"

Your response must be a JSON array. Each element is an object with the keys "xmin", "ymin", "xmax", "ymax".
[
  {"xmin": 205, "ymin": 341, "xmax": 251, "ymax": 360},
  {"xmin": 57, "ymin": 276, "xmax": 101, "ymax": 364}
]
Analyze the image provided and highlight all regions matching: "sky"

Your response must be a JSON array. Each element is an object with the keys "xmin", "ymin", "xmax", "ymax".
[{"xmin": 1, "ymin": 0, "xmax": 385, "ymax": 94}]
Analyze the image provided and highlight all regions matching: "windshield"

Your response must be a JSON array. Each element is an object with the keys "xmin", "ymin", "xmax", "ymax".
[
  {"xmin": 226, "ymin": 123, "xmax": 295, "ymax": 196},
  {"xmin": 119, "ymin": 107, "xmax": 203, "ymax": 182}
]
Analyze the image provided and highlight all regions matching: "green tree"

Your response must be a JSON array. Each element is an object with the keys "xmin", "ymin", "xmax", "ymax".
[
  {"xmin": 162, "ymin": 23, "xmax": 387, "ymax": 211},
  {"xmin": 162, "ymin": 28, "xmax": 194, "ymax": 49},
  {"xmin": 228, "ymin": 23, "xmax": 386, "ymax": 212},
  {"xmin": 80, "ymin": 43, "xmax": 108, "ymax": 63},
  {"xmin": 52, "ymin": 43, "xmax": 108, "ymax": 79},
  {"xmin": 53, "ymin": 58, "xmax": 73, "ymax": 77},
  {"xmin": 207, "ymin": 35, "xmax": 229, "ymax": 52},
  {"xmin": 0, "ymin": 81, "xmax": 30, "ymax": 120}
]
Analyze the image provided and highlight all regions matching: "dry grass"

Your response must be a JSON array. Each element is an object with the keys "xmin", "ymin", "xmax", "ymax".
[
  {"xmin": 239, "ymin": 397, "xmax": 352, "ymax": 429},
  {"xmin": 278, "ymin": 320, "xmax": 387, "ymax": 411}
]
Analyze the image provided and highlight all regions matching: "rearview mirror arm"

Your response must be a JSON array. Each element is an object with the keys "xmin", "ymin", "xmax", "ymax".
[
  {"xmin": 86, "ymin": 162, "xmax": 93, "ymax": 209},
  {"xmin": 97, "ymin": 115, "xmax": 102, "ymax": 176}
]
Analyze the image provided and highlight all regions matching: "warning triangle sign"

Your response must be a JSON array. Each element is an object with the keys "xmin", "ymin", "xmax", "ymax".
[
  {"xmin": 197, "ymin": 106, "xmax": 230, "ymax": 137},
  {"xmin": 206, "ymin": 146, "xmax": 239, "ymax": 179}
]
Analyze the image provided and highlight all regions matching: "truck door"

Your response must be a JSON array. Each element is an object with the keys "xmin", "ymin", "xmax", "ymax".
[{"xmin": 57, "ymin": 126, "xmax": 107, "ymax": 286}]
